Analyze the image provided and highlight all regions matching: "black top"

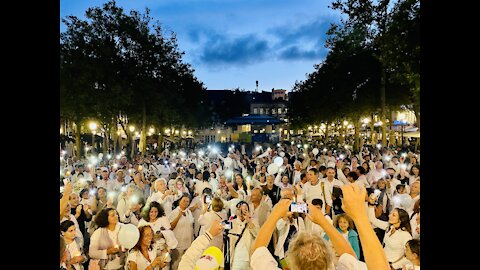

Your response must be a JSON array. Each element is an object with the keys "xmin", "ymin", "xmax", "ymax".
[{"xmin": 263, "ymin": 185, "xmax": 281, "ymax": 205}]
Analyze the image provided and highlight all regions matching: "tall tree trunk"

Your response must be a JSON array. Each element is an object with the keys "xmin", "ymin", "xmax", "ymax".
[
  {"xmin": 74, "ymin": 121, "xmax": 84, "ymax": 158},
  {"xmin": 113, "ymin": 130, "xmax": 117, "ymax": 155},
  {"xmin": 370, "ymin": 116, "xmax": 376, "ymax": 145},
  {"xmin": 157, "ymin": 125, "xmax": 164, "ymax": 155},
  {"xmin": 389, "ymin": 110, "xmax": 395, "ymax": 147},
  {"xmin": 140, "ymin": 103, "xmax": 147, "ymax": 154},
  {"xmin": 380, "ymin": 68, "xmax": 387, "ymax": 145},
  {"xmin": 103, "ymin": 126, "xmax": 108, "ymax": 155},
  {"xmin": 354, "ymin": 118, "xmax": 360, "ymax": 152},
  {"xmin": 339, "ymin": 123, "xmax": 345, "ymax": 145},
  {"xmin": 325, "ymin": 121, "xmax": 330, "ymax": 141}
]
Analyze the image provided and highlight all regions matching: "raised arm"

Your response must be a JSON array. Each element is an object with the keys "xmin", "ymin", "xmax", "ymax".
[{"xmin": 341, "ymin": 184, "xmax": 390, "ymax": 270}]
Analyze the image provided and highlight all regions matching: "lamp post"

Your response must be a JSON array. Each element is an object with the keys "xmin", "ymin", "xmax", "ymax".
[
  {"xmin": 129, "ymin": 125, "xmax": 135, "ymax": 158},
  {"xmin": 89, "ymin": 122, "xmax": 97, "ymax": 154}
]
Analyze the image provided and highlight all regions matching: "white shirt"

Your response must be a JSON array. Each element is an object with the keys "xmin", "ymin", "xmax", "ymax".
[
  {"xmin": 301, "ymin": 180, "xmax": 333, "ymax": 213},
  {"xmin": 126, "ymin": 249, "xmax": 157, "ymax": 270},
  {"xmin": 167, "ymin": 207, "xmax": 194, "ymax": 250},
  {"xmin": 66, "ymin": 240, "xmax": 83, "ymax": 270}
]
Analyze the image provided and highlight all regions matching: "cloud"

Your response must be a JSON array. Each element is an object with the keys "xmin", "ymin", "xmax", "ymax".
[
  {"xmin": 279, "ymin": 46, "xmax": 326, "ymax": 60},
  {"xmin": 269, "ymin": 19, "xmax": 333, "ymax": 47},
  {"xmin": 199, "ymin": 34, "xmax": 270, "ymax": 65}
]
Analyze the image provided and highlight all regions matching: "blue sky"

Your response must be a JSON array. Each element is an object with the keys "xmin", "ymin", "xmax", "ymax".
[{"xmin": 60, "ymin": 0, "xmax": 341, "ymax": 91}]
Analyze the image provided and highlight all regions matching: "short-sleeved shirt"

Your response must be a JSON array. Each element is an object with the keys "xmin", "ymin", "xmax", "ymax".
[{"xmin": 126, "ymin": 249, "xmax": 157, "ymax": 270}]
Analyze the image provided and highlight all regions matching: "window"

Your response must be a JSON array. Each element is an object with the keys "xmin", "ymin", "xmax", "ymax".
[
  {"xmin": 259, "ymin": 108, "xmax": 264, "ymax": 114},
  {"xmin": 253, "ymin": 108, "xmax": 258, "ymax": 114},
  {"xmin": 266, "ymin": 108, "xmax": 270, "ymax": 115},
  {"xmin": 278, "ymin": 108, "xmax": 282, "ymax": 114},
  {"xmin": 272, "ymin": 109, "xmax": 276, "ymax": 115}
]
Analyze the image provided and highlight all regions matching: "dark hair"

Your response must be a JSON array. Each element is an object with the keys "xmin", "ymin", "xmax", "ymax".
[
  {"xmin": 347, "ymin": 171, "xmax": 358, "ymax": 181},
  {"xmin": 308, "ymin": 168, "xmax": 319, "ymax": 175},
  {"xmin": 236, "ymin": 200, "xmax": 249, "ymax": 210},
  {"xmin": 318, "ymin": 165, "xmax": 326, "ymax": 172},
  {"xmin": 356, "ymin": 166, "xmax": 366, "ymax": 175},
  {"xmin": 394, "ymin": 208, "xmax": 412, "ymax": 234},
  {"xmin": 300, "ymin": 172, "xmax": 307, "ymax": 180},
  {"xmin": 133, "ymin": 225, "xmax": 154, "ymax": 251},
  {"xmin": 334, "ymin": 213, "xmax": 354, "ymax": 231},
  {"xmin": 233, "ymin": 174, "xmax": 247, "ymax": 191},
  {"xmin": 406, "ymin": 239, "xmax": 420, "ymax": 258},
  {"xmin": 79, "ymin": 188, "xmax": 89, "ymax": 198},
  {"xmin": 202, "ymin": 171, "xmax": 210, "ymax": 181},
  {"xmin": 141, "ymin": 201, "xmax": 165, "ymax": 221},
  {"xmin": 210, "ymin": 172, "xmax": 217, "ymax": 179},
  {"xmin": 174, "ymin": 194, "xmax": 191, "ymax": 208},
  {"xmin": 94, "ymin": 208, "xmax": 117, "ymax": 228},
  {"xmin": 361, "ymin": 162, "xmax": 370, "ymax": 173},
  {"xmin": 311, "ymin": 198, "xmax": 323, "ymax": 207},
  {"xmin": 396, "ymin": 184, "xmax": 406, "ymax": 192},
  {"xmin": 60, "ymin": 220, "xmax": 75, "ymax": 233},
  {"xmin": 409, "ymin": 164, "xmax": 420, "ymax": 176}
]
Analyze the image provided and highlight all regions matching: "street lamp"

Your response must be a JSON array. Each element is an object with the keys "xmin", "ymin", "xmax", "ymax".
[{"xmin": 89, "ymin": 122, "xmax": 97, "ymax": 153}]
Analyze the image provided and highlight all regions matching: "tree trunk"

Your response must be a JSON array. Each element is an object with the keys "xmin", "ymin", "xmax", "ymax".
[
  {"xmin": 380, "ymin": 68, "xmax": 387, "ymax": 145},
  {"xmin": 325, "ymin": 122, "xmax": 330, "ymax": 140},
  {"xmin": 370, "ymin": 116, "xmax": 376, "ymax": 145},
  {"xmin": 354, "ymin": 118, "xmax": 360, "ymax": 152},
  {"xmin": 75, "ymin": 121, "xmax": 83, "ymax": 158},
  {"xmin": 103, "ymin": 127, "xmax": 108, "ymax": 155},
  {"xmin": 140, "ymin": 103, "xmax": 147, "ymax": 154},
  {"xmin": 157, "ymin": 125, "xmax": 164, "ymax": 155},
  {"xmin": 388, "ymin": 111, "xmax": 395, "ymax": 147}
]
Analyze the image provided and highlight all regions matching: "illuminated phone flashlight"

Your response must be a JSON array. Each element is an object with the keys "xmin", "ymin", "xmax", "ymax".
[
  {"xmin": 128, "ymin": 169, "xmax": 133, "ymax": 174},
  {"xmin": 130, "ymin": 195, "xmax": 139, "ymax": 204},
  {"xmin": 116, "ymin": 154, "xmax": 121, "ymax": 160},
  {"xmin": 267, "ymin": 147, "xmax": 271, "ymax": 151},
  {"xmin": 277, "ymin": 143, "xmax": 281, "ymax": 147},
  {"xmin": 291, "ymin": 141, "xmax": 294, "ymax": 145},
  {"xmin": 60, "ymin": 186, "xmax": 64, "ymax": 193},
  {"xmin": 323, "ymin": 148, "xmax": 327, "ymax": 152},
  {"xmin": 87, "ymin": 164, "xmax": 93, "ymax": 169},
  {"xmin": 171, "ymin": 163, "xmax": 176, "ymax": 167},
  {"xmin": 60, "ymin": 156, "xmax": 64, "ymax": 161},
  {"xmin": 303, "ymin": 144, "xmax": 309, "ymax": 149},
  {"xmin": 207, "ymin": 145, "xmax": 211, "ymax": 149},
  {"xmin": 89, "ymin": 189, "xmax": 97, "ymax": 196},
  {"xmin": 225, "ymin": 170, "xmax": 232, "ymax": 178},
  {"xmin": 113, "ymin": 163, "xmax": 118, "ymax": 169},
  {"xmin": 297, "ymin": 144, "xmax": 302, "ymax": 148},
  {"xmin": 399, "ymin": 164, "xmax": 407, "ymax": 170},
  {"xmin": 376, "ymin": 144, "xmax": 382, "ymax": 149},
  {"xmin": 61, "ymin": 150, "xmax": 66, "ymax": 156},
  {"xmin": 108, "ymin": 191, "xmax": 116, "ymax": 199},
  {"xmin": 374, "ymin": 189, "xmax": 381, "ymax": 197},
  {"xmin": 107, "ymin": 154, "xmax": 112, "ymax": 159},
  {"xmin": 121, "ymin": 151, "xmax": 125, "ymax": 155},
  {"xmin": 385, "ymin": 156, "xmax": 391, "ymax": 162},
  {"xmin": 198, "ymin": 150, "xmax": 204, "ymax": 156},
  {"xmin": 255, "ymin": 146, "xmax": 261, "ymax": 151},
  {"xmin": 401, "ymin": 153, "xmax": 407, "ymax": 158},
  {"xmin": 121, "ymin": 186, "xmax": 127, "ymax": 193}
]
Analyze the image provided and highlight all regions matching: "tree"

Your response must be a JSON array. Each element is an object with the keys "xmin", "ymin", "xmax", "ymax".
[{"xmin": 60, "ymin": 1, "xmax": 209, "ymax": 157}]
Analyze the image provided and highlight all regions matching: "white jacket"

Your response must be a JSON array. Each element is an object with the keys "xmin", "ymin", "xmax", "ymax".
[
  {"xmin": 274, "ymin": 216, "xmax": 305, "ymax": 259},
  {"xmin": 177, "ymin": 232, "xmax": 214, "ymax": 270}
]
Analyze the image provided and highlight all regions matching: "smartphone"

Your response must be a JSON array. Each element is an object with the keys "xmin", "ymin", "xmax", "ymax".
[
  {"xmin": 205, "ymin": 195, "xmax": 211, "ymax": 204},
  {"xmin": 289, "ymin": 202, "xmax": 308, "ymax": 213}
]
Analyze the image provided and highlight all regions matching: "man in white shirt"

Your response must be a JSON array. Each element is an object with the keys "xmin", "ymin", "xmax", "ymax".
[{"xmin": 298, "ymin": 168, "xmax": 332, "ymax": 214}]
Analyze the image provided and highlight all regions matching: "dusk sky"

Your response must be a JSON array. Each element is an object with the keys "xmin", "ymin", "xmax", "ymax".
[{"xmin": 60, "ymin": 0, "xmax": 342, "ymax": 91}]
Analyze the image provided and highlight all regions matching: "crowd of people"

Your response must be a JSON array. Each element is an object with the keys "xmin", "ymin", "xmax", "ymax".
[{"xmin": 59, "ymin": 141, "xmax": 420, "ymax": 270}]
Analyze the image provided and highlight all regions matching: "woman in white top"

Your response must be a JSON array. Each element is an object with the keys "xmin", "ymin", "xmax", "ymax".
[
  {"xmin": 60, "ymin": 220, "xmax": 87, "ymax": 270},
  {"xmin": 198, "ymin": 197, "xmax": 227, "ymax": 250},
  {"xmin": 367, "ymin": 206, "xmax": 412, "ymax": 270},
  {"xmin": 89, "ymin": 208, "xmax": 127, "ymax": 270},
  {"xmin": 126, "ymin": 225, "xmax": 167, "ymax": 270},
  {"xmin": 137, "ymin": 202, "xmax": 172, "ymax": 234},
  {"xmin": 168, "ymin": 195, "xmax": 194, "ymax": 270}
]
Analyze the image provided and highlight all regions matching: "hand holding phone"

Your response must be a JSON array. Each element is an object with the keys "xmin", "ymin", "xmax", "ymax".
[{"xmin": 289, "ymin": 202, "xmax": 308, "ymax": 213}]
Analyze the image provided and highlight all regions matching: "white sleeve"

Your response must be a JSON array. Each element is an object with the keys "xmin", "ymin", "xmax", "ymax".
[
  {"xmin": 274, "ymin": 173, "xmax": 282, "ymax": 187},
  {"xmin": 337, "ymin": 168, "xmax": 348, "ymax": 185},
  {"xmin": 367, "ymin": 206, "xmax": 389, "ymax": 230},
  {"xmin": 336, "ymin": 253, "xmax": 368, "ymax": 270},
  {"xmin": 178, "ymin": 233, "xmax": 212, "ymax": 270},
  {"xmin": 88, "ymin": 229, "xmax": 108, "ymax": 260},
  {"xmin": 250, "ymin": 247, "xmax": 281, "ymax": 270}
]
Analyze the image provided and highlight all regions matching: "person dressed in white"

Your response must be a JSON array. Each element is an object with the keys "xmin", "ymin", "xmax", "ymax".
[
  {"xmin": 367, "ymin": 206, "xmax": 413, "ymax": 269},
  {"xmin": 198, "ymin": 197, "xmax": 228, "ymax": 250},
  {"xmin": 61, "ymin": 220, "xmax": 87, "ymax": 270},
  {"xmin": 126, "ymin": 225, "xmax": 168, "ymax": 270},
  {"xmin": 89, "ymin": 208, "xmax": 127, "ymax": 270},
  {"xmin": 274, "ymin": 211, "xmax": 305, "ymax": 261},
  {"xmin": 298, "ymin": 168, "xmax": 332, "ymax": 215},
  {"xmin": 304, "ymin": 198, "xmax": 332, "ymax": 237},
  {"xmin": 147, "ymin": 178, "xmax": 182, "ymax": 216},
  {"xmin": 168, "ymin": 195, "xmax": 194, "ymax": 270},
  {"xmin": 228, "ymin": 202, "xmax": 259, "ymax": 270}
]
